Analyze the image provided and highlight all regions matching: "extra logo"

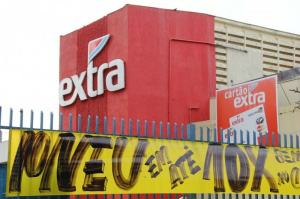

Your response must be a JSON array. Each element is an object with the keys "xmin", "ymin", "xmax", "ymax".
[
  {"xmin": 59, "ymin": 34, "xmax": 125, "ymax": 107},
  {"xmin": 225, "ymin": 82, "xmax": 265, "ymax": 108}
]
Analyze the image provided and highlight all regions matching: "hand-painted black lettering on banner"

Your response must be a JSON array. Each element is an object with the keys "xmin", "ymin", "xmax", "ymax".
[{"xmin": 6, "ymin": 130, "xmax": 300, "ymax": 196}]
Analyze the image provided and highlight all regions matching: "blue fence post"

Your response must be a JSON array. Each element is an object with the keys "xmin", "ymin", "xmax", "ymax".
[
  {"xmin": 69, "ymin": 113, "xmax": 72, "ymax": 132},
  {"xmin": 253, "ymin": 131, "xmax": 257, "ymax": 145},
  {"xmin": 87, "ymin": 115, "xmax": 91, "ymax": 133},
  {"xmin": 113, "ymin": 117, "xmax": 116, "ymax": 135},
  {"xmin": 137, "ymin": 119, "xmax": 140, "ymax": 137},
  {"xmin": 104, "ymin": 116, "xmax": 107, "ymax": 134},
  {"xmin": 121, "ymin": 118, "xmax": 124, "ymax": 136},
  {"xmin": 227, "ymin": 129, "xmax": 230, "ymax": 144},
  {"xmin": 40, "ymin": 111, "xmax": 44, "ymax": 130},
  {"xmin": 220, "ymin": 128, "xmax": 223, "ymax": 143},
  {"xmin": 187, "ymin": 124, "xmax": 195, "ymax": 141},
  {"xmin": 9, "ymin": 108, "xmax": 13, "ymax": 129},
  {"xmin": 214, "ymin": 127, "xmax": 217, "ymax": 142},
  {"xmin": 152, "ymin": 121, "xmax": 156, "ymax": 138},
  {"xmin": 290, "ymin": 134, "xmax": 294, "ymax": 148},
  {"xmin": 266, "ymin": 132, "xmax": 269, "ymax": 147},
  {"xmin": 145, "ymin": 120, "xmax": 148, "ymax": 137},
  {"xmin": 78, "ymin": 114, "xmax": 81, "ymax": 132},
  {"xmin": 129, "ymin": 119, "xmax": 132, "ymax": 137},
  {"xmin": 96, "ymin": 116, "xmax": 99, "ymax": 133},
  {"xmin": 278, "ymin": 133, "xmax": 281, "ymax": 147},
  {"xmin": 259, "ymin": 132, "xmax": 263, "ymax": 146},
  {"xmin": 167, "ymin": 122, "xmax": 170, "ymax": 139},
  {"xmin": 174, "ymin": 123, "xmax": 178, "ymax": 140},
  {"xmin": 247, "ymin": 130, "xmax": 250, "ymax": 145},
  {"xmin": 59, "ymin": 112, "xmax": 63, "ymax": 131},
  {"xmin": 234, "ymin": 129, "xmax": 237, "ymax": 144},
  {"xmin": 50, "ymin": 112, "xmax": 53, "ymax": 131},
  {"xmin": 207, "ymin": 127, "xmax": 210, "ymax": 142},
  {"xmin": 240, "ymin": 130, "xmax": 243, "ymax": 144},
  {"xmin": 20, "ymin": 109, "xmax": 23, "ymax": 129},
  {"xmin": 297, "ymin": 135, "xmax": 299, "ymax": 148},
  {"xmin": 160, "ymin": 122, "xmax": 163, "ymax": 138},
  {"xmin": 284, "ymin": 133, "xmax": 287, "ymax": 148},
  {"xmin": 200, "ymin": 126, "xmax": 204, "ymax": 142},
  {"xmin": 181, "ymin": 124, "xmax": 184, "ymax": 140},
  {"xmin": 272, "ymin": 133, "xmax": 275, "ymax": 147}
]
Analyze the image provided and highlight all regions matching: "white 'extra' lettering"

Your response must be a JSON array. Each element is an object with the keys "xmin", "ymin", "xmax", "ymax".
[
  {"xmin": 234, "ymin": 92, "xmax": 265, "ymax": 108},
  {"xmin": 59, "ymin": 59, "xmax": 125, "ymax": 107}
]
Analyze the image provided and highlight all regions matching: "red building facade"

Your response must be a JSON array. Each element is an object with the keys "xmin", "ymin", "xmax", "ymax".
[{"xmin": 59, "ymin": 5, "xmax": 216, "ymax": 137}]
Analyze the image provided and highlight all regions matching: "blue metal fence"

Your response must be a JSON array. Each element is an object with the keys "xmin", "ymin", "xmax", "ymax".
[{"xmin": 0, "ymin": 106, "xmax": 299, "ymax": 199}]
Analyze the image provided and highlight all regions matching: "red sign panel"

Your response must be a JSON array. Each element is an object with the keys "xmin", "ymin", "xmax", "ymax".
[{"xmin": 217, "ymin": 76, "xmax": 279, "ymax": 145}]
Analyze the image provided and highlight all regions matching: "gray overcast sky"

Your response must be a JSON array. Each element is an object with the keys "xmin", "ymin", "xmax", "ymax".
[{"xmin": 0, "ymin": 0, "xmax": 300, "ymax": 132}]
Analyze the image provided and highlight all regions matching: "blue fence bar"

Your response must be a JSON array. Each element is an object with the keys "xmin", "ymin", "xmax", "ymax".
[
  {"xmin": 152, "ymin": 121, "xmax": 156, "ymax": 138},
  {"xmin": 284, "ymin": 134, "xmax": 288, "ymax": 148},
  {"xmin": 278, "ymin": 133, "xmax": 281, "ymax": 147},
  {"xmin": 234, "ymin": 129, "xmax": 237, "ymax": 144},
  {"xmin": 137, "ymin": 119, "xmax": 140, "ymax": 137},
  {"xmin": 129, "ymin": 119, "xmax": 132, "ymax": 137},
  {"xmin": 104, "ymin": 116, "xmax": 107, "ymax": 134},
  {"xmin": 20, "ymin": 109, "xmax": 23, "ymax": 129},
  {"xmin": 69, "ymin": 113, "xmax": 72, "ymax": 132},
  {"xmin": 40, "ymin": 111, "xmax": 44, "ymax": 130},
  {"xmin": 96, "ymin": 116, "xmax": 99, "ymax": 133},
  {"xmin": 30, "ymin": 110, "xmax": 34, "ymax": 130},
  {"xmin": 207, "ymin": 127, "xmax": 210, "ymax": 142},
  {"xmin": 214, "ymin": 127, "xmax": 217, "ymax": 142},
  {"xmin": 239, "ymin": 131, "xmax": 243, "ymax": 144},
  {"xmin": 200, "ymin": 126, "xmax": 204, "ymax": 142},
  {"xmin": 290, "ymin": 134, "xmax": 294, "ymax": 148},
  {"xmin": 160, "ymin": 122, "xmax": 163, "ymax": 139},
  {"xmin": 227, "ymin": 129, "xmax": 230, "ymax": 144},
  {"xmin": 78, "ymin": 114, "xmax": 81, "ymax": 132},
  {"xmin": 220, "ymin": 128, "xmax": 223, "ymax": 143},
  {"xmin": 174, "ymin": 123, "xmax": 178, "ymax": 140},
  {"xmin": 50, "ymin": 112, "xmax": 53, "ymax": 131},
  {"xmin": 167, "ymin": 122, "xmax": 170, "ymax": 139},
  {"xmin": 87, "ymin": 115, "xmax": 91, "ymax": 133},
  {"xmin": 9, "ymin": 108, "xmax": 13, "ymax": 128},
  {"xmin": 145, "ymin": 120, "xmax": 148, "ymax": 137},
  {"xmin": 113, "ymin": 117, "xmax": 116, "ymax": 135}
]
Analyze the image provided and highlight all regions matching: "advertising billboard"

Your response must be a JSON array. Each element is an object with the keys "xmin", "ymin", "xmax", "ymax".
[
  {"xmin": 217, "ymin": 76, "xmax": 279, "ymax": 145},
  {"xmin": 7, "ymin": 129, "xmax": 299, "ymax": 197}
]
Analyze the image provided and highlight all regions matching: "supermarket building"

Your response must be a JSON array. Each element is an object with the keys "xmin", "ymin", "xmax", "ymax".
[{"xmin": 1, "ymin": 4, "xmax": 300, "ymax": 198}]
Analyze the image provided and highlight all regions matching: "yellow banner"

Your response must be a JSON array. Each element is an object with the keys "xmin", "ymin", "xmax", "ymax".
[{"xmin": 6, "ymin": 129, "xmax": 300, "ymax": 196}]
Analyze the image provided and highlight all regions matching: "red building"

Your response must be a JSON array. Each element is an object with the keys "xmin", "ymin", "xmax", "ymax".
[{"xmin": 59, "ymin": 5, "xmax": 216, "ymax": 137}]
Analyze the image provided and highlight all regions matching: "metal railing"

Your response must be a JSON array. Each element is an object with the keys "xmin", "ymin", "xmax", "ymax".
[{"xmin": 0, "ymin": 106, "xmax": 299, "ymax": 199}]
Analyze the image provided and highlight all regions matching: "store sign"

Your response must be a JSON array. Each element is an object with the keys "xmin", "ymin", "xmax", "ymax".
[
  {"xmin": 59, "ymin": 34, "xmax": 125, "ymax": 107},
  {"xmin": 217, "ymin": 76, "xmax": 279, "ymax": 144},
  {"xmin": 7, "ymin": 129, "xmax": 300, "ymax": 197}
]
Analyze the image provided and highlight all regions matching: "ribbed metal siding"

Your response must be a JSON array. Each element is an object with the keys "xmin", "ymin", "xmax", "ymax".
[{"xmin": 214, "ymin": 17, "xmax": 300, "ymax": 89}]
